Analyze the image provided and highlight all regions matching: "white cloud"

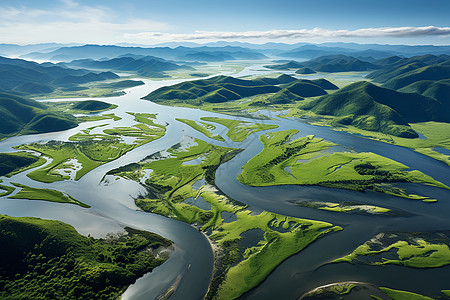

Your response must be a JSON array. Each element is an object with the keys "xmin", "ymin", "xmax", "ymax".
[
  {"xmin": 0, "ymin": 0, "xmax": 171, "ymax": 44},
  {"xmin": 124, "ymin": 26, "xmax": 450, "ymax": 42}
]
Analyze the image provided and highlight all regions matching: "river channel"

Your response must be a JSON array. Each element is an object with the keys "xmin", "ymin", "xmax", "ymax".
[{"xmin": 1, "ymin": 63, "xmax": 449, "ymax": 299}]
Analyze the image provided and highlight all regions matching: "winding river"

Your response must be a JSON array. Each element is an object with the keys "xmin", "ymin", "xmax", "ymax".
[{"xmin": 1, "ymin": 63, "xmax": 449, "ymax": 299}]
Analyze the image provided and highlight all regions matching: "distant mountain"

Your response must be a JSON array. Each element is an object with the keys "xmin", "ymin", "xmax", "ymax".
[
  {"xmin": 382, "ymin": 65, "xmax": 450, "ymax": 90},
  {"xmin": 299, "ymin": 55, "xmax": 379, "ymax": 72},
  {"xmin": 279, "ymin": 43, "xmax": 450, "ymax": 59},
  {"xmin": 65, "ymin": 56, "xmax": 192, "ymax": 77},
  {"xmin": 180, "ymin": 52, "xmax": 235, "ymax": 62},
  {"xmin": 365, "ymin": 55, "xmax": 450, "ymax": 91},
  {"xmin": 300, "ymin": 81, "xmax": 448, "ymax": 138},
  {"xmin": 0, "ymin": 93, "xmax": 77, "ymax": 138},
  {"xmin": 21, "ymin": 44, "xmax": 267, "ymax": 62},
  {"xmin": 296, "ymin": 67, "xmax": 316, "ymax": 74},
  {"xmin": 0, "ymin": 56, "xmax": 119, "ymax": 96},
  {"xmin": 0, "ymin": 43, "xmax": 79, "ymax": 57},
  {"xmin": 264, "ymin": 60, "xmax": 304, "ymax": 70}
]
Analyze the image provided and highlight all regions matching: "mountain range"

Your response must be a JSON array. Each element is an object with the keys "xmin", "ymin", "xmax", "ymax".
[
  {"xmin": 0, "ymin": 56, "xmax": 118, "ymax": 96},
  {"xmin": 22, "ymin": 45, "xmax": 267, "ymax": 62}
]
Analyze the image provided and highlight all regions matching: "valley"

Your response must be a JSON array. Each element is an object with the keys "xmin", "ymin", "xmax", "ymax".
[{"xmin": 0, "ymin": 44, "xmax": 450, "ymax": 300}]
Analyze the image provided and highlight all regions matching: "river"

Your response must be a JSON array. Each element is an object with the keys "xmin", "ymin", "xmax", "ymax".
[{"xmin": 0, "ymin": 63, "xmax": 449, "ymax": 299}]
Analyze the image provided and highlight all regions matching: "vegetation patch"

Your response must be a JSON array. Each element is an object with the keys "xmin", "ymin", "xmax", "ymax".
[
  {"xmin": 0, "ymin": 180, "xmax": 15, "ymax": 197},
  {"xmin": 201, "ymin": 116, "xmax": 278, "ymax": 142},
  {"xmin": 238, "ymin": 129, "xmax": 449, "ymax": 201},
  {"xmin": 176, "ymin": 118, "xmax": 225, "ymax": 141},
  {"xmin": 8, "ymin": 183, "xmax": 90, "ymax": 208},
  {"xmin": 16, "ymin": 113, "xmax": 166, "ymax": 182},
  {"xmin": 299, "ymin": 282, "xmax": 435, "ymax": 300},
  {"xmin": 333, "ymin": 231, "xmax": 450, "ymax": 268},
  {"xmin": 0, "ymin": 152, "xmax": 46, "ymax": 177},
  {"xmin": 295, "ymin": 201, "xmax": 398, "ymax": 216},
  {"xmin": 379, "ymin": 287, "xmax": 434, "ymax": 300},
  {"xmin": 77, "ymin": 113, "xmax": 122, "ymax": 123},
  {"xmin": 0, "ymin": 215, "xmax": 171, "ymax": 300},
  {"xmin": 109, "ymin": 138, "xmax": 341, "ymax": 300}
]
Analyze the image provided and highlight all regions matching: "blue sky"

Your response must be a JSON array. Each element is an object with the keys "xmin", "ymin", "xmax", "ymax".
[{"xmin": 1, "ymin": 0, "xmax": 449, "ymax": 45}]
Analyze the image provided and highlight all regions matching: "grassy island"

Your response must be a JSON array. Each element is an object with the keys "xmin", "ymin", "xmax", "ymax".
[
  {"xmin": 200, "ymin": 116, "xmax": 278, "ymax": 142},
  {"xmin": 238, "ymin": 129, "xmax": 449, "ymax": 202},
  {"xmin": 176, "ymin": 118, "xmax": 225, "ymax": 141},
  {"xmin": 0, "ymin": 215, "xmax": 171, "ymax": 300},
  {"xmin": 108, "ymin": 138, "xmax": 341, "ymax": 299},
  {"xmin": 8, "ymin": 183, "xmax": 90, "ymax": 208},
  {"xmin": 15, "ymin": 113, "xmax": 166, "ymax": 183},
  {"xmin": 333, "ymin": 231, "xmax": 450, "ymax": 268}
]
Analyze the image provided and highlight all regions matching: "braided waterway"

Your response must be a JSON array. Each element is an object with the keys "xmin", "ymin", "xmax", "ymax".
[{"xmin": 1, "ymin": 64, "xmax": 449, "ymax": 299}]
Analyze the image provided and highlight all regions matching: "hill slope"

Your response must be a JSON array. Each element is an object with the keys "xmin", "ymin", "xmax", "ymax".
[
  {"xmin": 382, "ymin": 65, "xmax": 450, "ymax": 90},
  {"xmin": 0, "ymin": 215, "xmax": 171, "ymax": 299},
  {"xmin": 298, "ymin": 55, "xmax": 379, "ymax": 72},
  {"xmin": 0, "ymin": 56, "xmax": 119, "ymax": 96},
  {"xmin": 66, "ymin": 56, "xmax": 192, "ymax": 77},
  {"xmin": 300, "ymin": 81, "xmax": 447, "ymax": 137},
  {"xmin": 0, "ymin": 93, "xmax": 77, "ymax": 138},
  {"xmin": 143, "ymin": 75, "xmax": 288, "ymax": 105}
]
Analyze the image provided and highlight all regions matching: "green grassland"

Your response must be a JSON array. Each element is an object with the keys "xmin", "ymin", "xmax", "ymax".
[
  {"xmin": 0, "ymin": 180, "xmax": 15, "ymax": 197},
  {"xmin": 77, "ymin": 113, "xmax": 122, "ymax": 123},
  {"xmin": 300, "ymin": 282, "xmax": 357, "ymax": 299},
  {"xmin": 8, "ymin": 183, "xmax": 90, "ymax": 208},
  {"xmin": 238, "ymin": 130, "xmax": 449, "ymax": 202},
  {"xmin": 297, "ymin": 201, "xmax": 391, "ymax": 215},
  {"xmin": 15, "ymin": 113, "xmax": 166, "ymax": 183},
  {"xmin": 109, "ymin": 138, "xmax": 341, "ymax": 299},
  {"xmin": 333, "ymin": 232, "xmax": 450, "ymax": 268},
  {"xmin": 0, "ymin": 152, "xmax": 46, "ymax": 177},
  {"xmin": 176, "ymin": 118, "xmax": 225, "ymax": 141},
  {"xmin": 318, "ymin": 121, "xmax": 450, "ymax": 166},
  {"xmin": 0, "ymin": 215, "xmax": 171, "ymax": 299},
  {"xmin": 379, "ymin": 287, "xmax": 434, "ymax": 300},
  {"xmin": 200, "ymin": 117, "xmax": 278, "ymax": 142}
]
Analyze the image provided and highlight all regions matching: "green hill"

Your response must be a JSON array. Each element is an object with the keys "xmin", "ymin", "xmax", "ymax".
[
  {"xmin": 67, "ymin": 56, "xmax": 193, "ymax": 78},
  {"xmin": 382, "ymin": 65, "xmax": 450, "ymax": 90},
  {"xmin": 0, "ymin": 56, "xmax": 120, "ymax": 96},
  {"xmin": 0, "ymin": 152, "xmax": 41, "ymax": 176},
  {"xmin": 366, "ymin": 62, "xmax": 426, "ymax": 83},
  {"xmin": 265, "ymin": 79, "xmax": 334, "ymax": 104},
  {"xmin": 264, "ymin": 60, "xmax": 304, "ymax": 70},
  {"xmin": 0, "ymin": 93, "xmax": 77, "ymax": 138},
  {"xmin": 367, "ymin": 55, "xmax": 450, "ymax": 87},
  {"xmin": 298, "ymin": 78, "xmax": 339, "ymax": 90},
  {"xmin": 300, "ymin": 81, "xmax": 447, "ymax": 138},
  {"xmin": 399, "ymin": 80, "xmax": 450, "ymax": 115},
  {"xmin": 72, "ymin": 100, "xmax": 115, "ymax": 112},
  {"xmin": 300, "ymin": 55, "xmax": 379, "ymax": 72},
  {"xmin": 143, "ymin": 75, "xmax": 285, "ymax": 105},
  {"xmin": 102, "ymin": 80, "xmax": 145, "ymax": 89},
  {"xmin": 296, "ymin": 67, "xmax": 316, "ymax": 74},
  {"xmin": 0, "ymin": 215, "xmax": 171, "ymax": 299}
]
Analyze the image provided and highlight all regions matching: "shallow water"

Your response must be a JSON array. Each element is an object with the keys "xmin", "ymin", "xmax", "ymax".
[{"xmin": 0, "ymin": 66, "xmax": 448, "ymax": 299}]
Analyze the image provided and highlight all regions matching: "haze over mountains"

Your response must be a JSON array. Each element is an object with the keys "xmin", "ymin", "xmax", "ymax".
[{"xmin": 0, "ymin": 41, "xmax": 449, "ymax": 140}]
